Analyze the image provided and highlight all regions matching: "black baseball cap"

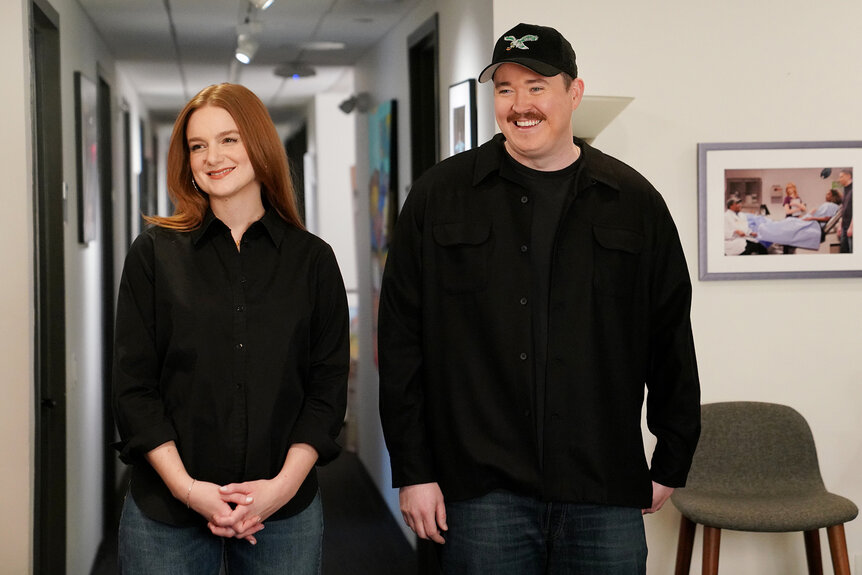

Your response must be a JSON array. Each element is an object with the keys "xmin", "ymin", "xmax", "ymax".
[{"xmin": 478, "ymin": 23, "xmax": 577, "ymax": 83}]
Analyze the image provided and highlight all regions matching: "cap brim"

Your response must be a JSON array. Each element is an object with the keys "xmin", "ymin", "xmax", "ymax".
[{"xmin": 478, "ymin": 58, "xmax": 562, "ymax": 83}]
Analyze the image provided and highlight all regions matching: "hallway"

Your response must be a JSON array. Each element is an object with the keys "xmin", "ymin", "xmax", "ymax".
[{"xmin": 91, "ymin": 451, "xmax": 417, "ymax": 575}]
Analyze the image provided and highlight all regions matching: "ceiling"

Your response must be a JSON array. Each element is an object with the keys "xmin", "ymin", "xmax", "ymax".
[{"xmin": 78, "ymin": 0, "xmax": 421, "ymax": 122}]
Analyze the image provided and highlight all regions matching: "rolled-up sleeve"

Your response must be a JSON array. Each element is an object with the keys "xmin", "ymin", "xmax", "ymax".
[
  {"xmin": 112, "ymin": 232, "xmax": 177, "ymax": 464},
  {"xmin": 288, "ymin": 245, "xmax": 349, "ymax": 465}
]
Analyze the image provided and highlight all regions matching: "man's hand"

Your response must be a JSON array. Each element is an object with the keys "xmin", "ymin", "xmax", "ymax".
[
  {"xmin": 400, "ymin": 483, "xmax": 447, "ymax": 544},
  {"xmin": 642, "ymin": 481, "xmax": 674, "ymax": 514}
]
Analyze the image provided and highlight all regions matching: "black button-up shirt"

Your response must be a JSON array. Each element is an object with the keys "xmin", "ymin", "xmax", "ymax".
[
  {"xmin": 113, "ymin": 210, "xmax": 349, "ymax": 525},
  {"xmin": 378, "ymin": 134, "xmax": 700, "ymax": 509}
]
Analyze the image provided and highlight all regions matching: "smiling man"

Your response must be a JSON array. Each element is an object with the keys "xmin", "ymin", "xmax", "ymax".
[{"xmin": 379, "ymin": 23, "xmax": 701, "ymax": 574}]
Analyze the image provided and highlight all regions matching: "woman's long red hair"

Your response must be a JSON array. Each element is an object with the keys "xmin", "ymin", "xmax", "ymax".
[{"xmin": 146, "ymin": 83, "xmax": 304, "ymax": 231}]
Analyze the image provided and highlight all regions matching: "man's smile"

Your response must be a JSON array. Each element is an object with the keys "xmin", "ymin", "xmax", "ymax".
[{"xmin": 514, "ymin": 119, "xmax": 543, "ymax": 128}]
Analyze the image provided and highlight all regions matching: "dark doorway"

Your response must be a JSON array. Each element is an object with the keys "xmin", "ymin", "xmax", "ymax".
[
  {"xmin": 31, "ymin": 1, "xmax": 67, "ymax": 573},
  {"xmin": 138, "ymin": 119, "xmax": 153, "ymax": 230},
  {"xmin": 285, "ymin": 123, "xmax": 308, "ymax": 224},
  {"xmin": 407, "ymin": 14, "xmax": 439, "ymax": 184},
  {"xmin": 98, "ymin": 73, "xmax": 120, "ymax": 539},
  {"xmin": 123, "ymin": 107, "xmax": 133, "ymax": 247}
]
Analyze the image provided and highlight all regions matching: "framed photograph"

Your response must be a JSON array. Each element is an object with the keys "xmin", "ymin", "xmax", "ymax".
[
  {"xmin": 74, "ymin": 71, "xmax": 99, "ymax": 244},
  {"xmin": 698, "ymin": 141, "xmax": 861, "ymax": 280},
  {"xmin": 448, "ymin": 79, "xmax": 477, "ymax": 156}
]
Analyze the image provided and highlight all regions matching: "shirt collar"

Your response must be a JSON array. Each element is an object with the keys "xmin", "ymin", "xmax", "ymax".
[
  {"xmin": 191, "ymin": 209, "xmax": 219, "ymax": 245},
  {"xmin": 191, "ymin": 207, "xmax": 286, "ymax": 248},
  {"xmin": 473, "ymin": 133, "xmax": 623, "ymax": 193}
]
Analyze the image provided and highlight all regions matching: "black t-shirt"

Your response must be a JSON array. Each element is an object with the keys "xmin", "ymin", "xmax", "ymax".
[{"xmin": 504, "ymin": 151, "xmax": 581, "ymax": 463}]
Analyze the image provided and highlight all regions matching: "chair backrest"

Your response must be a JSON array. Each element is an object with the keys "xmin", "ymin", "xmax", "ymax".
[{"xmin": 685, "ymin": 402, "xmax": 826, "ymax": 496}]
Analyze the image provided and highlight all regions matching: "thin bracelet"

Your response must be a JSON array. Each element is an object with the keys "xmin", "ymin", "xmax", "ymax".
[{"xmin": 186, "ymin": 479, "xmax": 196, "ymax": 508}]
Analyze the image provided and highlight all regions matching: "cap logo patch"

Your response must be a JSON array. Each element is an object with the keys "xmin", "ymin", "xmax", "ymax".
[{"xmin": 504, "ymin": 34, "xmax": 538, "ymax": 51}]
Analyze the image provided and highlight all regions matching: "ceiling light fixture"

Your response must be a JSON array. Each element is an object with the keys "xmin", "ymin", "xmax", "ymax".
[
  {"xmin": 301, "ymin": 41, "xmax": 346, "ymax": 51},
  {"xmin": 249, "ymin": 0, "xmax": 276, "ymax": 10},
  {"xmin": 235, "ymin": 33, "xmax": 259, "ymax": 64}
]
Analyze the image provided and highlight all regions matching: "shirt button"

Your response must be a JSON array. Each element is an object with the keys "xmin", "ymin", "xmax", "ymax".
[
  {"xmin": 236, "ymin": 383, "xmax": 242, "ymax": 390},
  {"xmin": 519, "ymin": 297, "xmax": 528, "ymax": 305},
  {"xmin": 236, "ymin": 305, "xmax": 245, "ymax": 312},
  {"xmin": 519, "ymin": 352, "xmax": 528, "ymax": 360},
  {"xmin": 521, "ymin": 195, "xmax": 529, "ymax": 204},
  {"xmin": 520, "ymin": 244, "xmax": 528, "ymax": 253},
  {"xmin": 523, "ymin": 409, "xmax": 531, "ymax": 418},
  {"xmin": 236, "ymin": 343, "xmax": 244, "ymax": 350},
  {"xmin": 239, "ymin": 276, "xmax": 248, "ymax": 284}
]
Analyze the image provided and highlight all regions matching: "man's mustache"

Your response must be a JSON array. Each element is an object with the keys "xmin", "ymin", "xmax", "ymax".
[{"xmin": 507, "ymin": 112, "xmax": 545, "ymax": 123}]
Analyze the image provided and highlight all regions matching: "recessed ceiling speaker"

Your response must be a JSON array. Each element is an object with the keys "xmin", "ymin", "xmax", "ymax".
[{"xmin": 273, "ymin": 62, "xmax": 317, "ymax": 79}]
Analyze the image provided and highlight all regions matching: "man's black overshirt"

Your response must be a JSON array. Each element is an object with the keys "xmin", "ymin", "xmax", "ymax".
[
  {"xmin": 378, "ymin": 134, "xmax": 701, "ymax": 509},
  {"xmin": 113, "ymin": 210, "xmax": 349, "ymax": 526}
]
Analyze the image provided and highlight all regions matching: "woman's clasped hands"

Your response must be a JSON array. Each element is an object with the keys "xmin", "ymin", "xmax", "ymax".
[{"xmin": 186, "ymin": 477, "xmax": 295, "ymax": 545}]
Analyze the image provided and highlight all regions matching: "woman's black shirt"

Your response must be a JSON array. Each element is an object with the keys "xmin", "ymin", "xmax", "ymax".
[{"xmin": 113, "ymin": 209, "xmax": 349, "ymax": 525}]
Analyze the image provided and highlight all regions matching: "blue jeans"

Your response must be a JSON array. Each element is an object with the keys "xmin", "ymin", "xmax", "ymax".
[
  {"xmin": 118, "ymin": 490, "xmax": 323, "ymax": 574},
  {"xmin": 439, "ymin": 490, "xmax": 646, "ymax": 575}
]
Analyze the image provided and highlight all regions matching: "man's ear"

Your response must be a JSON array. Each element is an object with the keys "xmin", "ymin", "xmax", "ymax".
[{"xmin": 570, "ymin": 77, "xmax": 585, "ymax": 111}]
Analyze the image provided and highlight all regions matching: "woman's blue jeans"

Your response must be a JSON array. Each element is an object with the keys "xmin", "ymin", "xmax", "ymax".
[
  {"xmin": 439, "ymin": 490, "xmax": 647, "ymax": 575},
  {"xmin": 118, "ymin": 490, "xmax": 323, "ymax": 574}
]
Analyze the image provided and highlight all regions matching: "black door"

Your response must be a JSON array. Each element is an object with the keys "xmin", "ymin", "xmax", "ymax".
[
  {"xmin": 408, "ymin": 14, "xmax": 439, "ymax": 183},
  {"xmin": 32, "ymin": 1, "xmax": 67, "ymax": 573}
]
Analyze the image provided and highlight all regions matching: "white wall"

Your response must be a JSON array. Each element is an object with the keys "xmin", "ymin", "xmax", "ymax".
[
  {"xmin": 490, "ymin": 1, "xmax": 861, "ymax": 573},
  {"xmin": 0, "ymin": 0, "xmax": 35, "ymax": 572},
  {"xmin": 308, "ymin": 89, "xmax": 359, "ymax": 291}
]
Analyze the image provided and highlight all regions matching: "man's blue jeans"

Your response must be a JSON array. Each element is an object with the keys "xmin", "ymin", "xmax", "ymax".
[
  {"xmin": 439, "ymin": 490, "xmax": 647, "ymax": 575},
  {"xmin": 118, "ymin": 490, "xmax": 323, "ymax": 574}
]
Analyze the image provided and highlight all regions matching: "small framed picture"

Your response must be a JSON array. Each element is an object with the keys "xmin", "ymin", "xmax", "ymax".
[
  {"xmin": 74, "ymin": 71, "xmax": 99, "ymax": 245},
  {"xmin": 698, "ymin": 141, "xmax": 861, "ymax": 280},
  {"xmin": 448, "ymin": 79, "xmax": 477, "ymax": 157}
]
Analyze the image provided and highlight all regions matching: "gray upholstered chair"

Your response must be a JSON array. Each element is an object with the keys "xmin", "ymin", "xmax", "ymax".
[{"xmin": 671, "ymin": 401, "xmax": 858, "ymax": 575}]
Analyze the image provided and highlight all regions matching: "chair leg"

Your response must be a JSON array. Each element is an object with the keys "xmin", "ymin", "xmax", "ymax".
[
  {"xmin": 826, "ymin": 524, "xmax": 851, "ymax": 575},
  {"xmin": 702, "ymin": 526, "xmax": 721, "ymax": 575},
  {"xmin": 674, "ymin": 515, "xmax": 696, "ymax": 575},
  {"xmin": 803, "ymin": 530, "xmax": 823, "ymax": 575}
]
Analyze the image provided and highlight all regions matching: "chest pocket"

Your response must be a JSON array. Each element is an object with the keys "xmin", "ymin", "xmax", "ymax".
[
  {"xmin": 592, "ymin": 225, "xmax": 643, "ymax": 298},
  {"xmin": 432, "ymin": 221, "xmax": 492, "ymax": 293}
]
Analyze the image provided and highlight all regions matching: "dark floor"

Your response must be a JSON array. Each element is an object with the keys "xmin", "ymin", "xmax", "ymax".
[
  {"xmin": 91, "ymin": 451, "xmax": 417, "ymax": 574},
  {"xmin": 319, "ymin": 451, "xmax": 417, "ymax": 575}
]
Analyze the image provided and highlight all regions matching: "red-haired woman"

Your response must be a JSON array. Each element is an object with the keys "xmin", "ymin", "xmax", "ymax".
[{"xmin": 113, "ymin": 83, "xmax": 348, "ymax": 574}]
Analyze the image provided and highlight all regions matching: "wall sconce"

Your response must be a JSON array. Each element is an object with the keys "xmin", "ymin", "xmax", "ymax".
[
  {"xmin": 235, "ymin": 33, "xmax": 259, "ymax": 64},
  {"xmin": 338, "ymin": 93, "xmax": 371, "ymax": 114}
]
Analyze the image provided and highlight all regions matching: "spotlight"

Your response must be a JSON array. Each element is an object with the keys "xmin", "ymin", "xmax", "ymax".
[
  {"xmin": 338, "ymin": 97, "xmax": 356, "ymax": 114},
  {"xmin": 235, "ymin": 34, "xmax": 258, "ymax": 64},
  {"xmin": 338, "ymin": 93, "xmax": 371, "ymax": 114},
  {"xmin": 249, "ymin": 0, "xmax": 275, "ymax": 9}
]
